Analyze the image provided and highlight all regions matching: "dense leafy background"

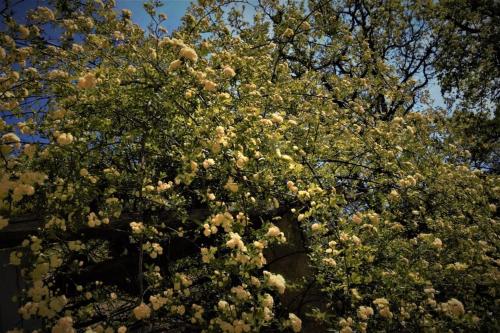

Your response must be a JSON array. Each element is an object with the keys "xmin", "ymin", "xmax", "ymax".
[{"xmin": 0, "ymin": 0, "xmax": 498, "ymax": 332}]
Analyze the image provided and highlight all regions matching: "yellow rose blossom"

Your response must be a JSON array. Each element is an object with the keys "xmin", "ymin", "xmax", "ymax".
[
  {"xmin": 441, "ymin": 298, "xmax": 465, "ymax": 318},
  {"xmin": 33, "ymin": 7, "xmax": 55, "ymax": 21},
  {"xmin": 169, "ymin": 59, "xmax": 182, "ymax": 71},
  {"xmin": 224, "ymin": 177, "xmax": 239, "ymax": 193},
  {"xmin": 203, "ymin": 79, "xmax": 217, "ymax": 91},
  {"xmin": 77, "ymin": 72, "xmax": 97, "ymax": 89},
  {"xmin": 311, "ymin": 223, "xmax": 323, "ymax": 233},
  {"xmin": 18, "ymin": 25, "xmax": 30, "ymax": 39},
  {"xmin": 226, "ymin": 232, "xmax": 246, "ymax": 251},
  {"xmin": 222, "ymin": 66, "xmax": 236, "ymax": 78},
  {"xmin": 263, "ymin": 271, "xmax": 286, "ymax": 294},
  {"xmin": 300, "ymin": 21, "xmax": 311, "ymax": 30},
  {"xmin": 288, "ymin": 313, "xmax": 302, "ymax": 332},
  {"xmin": 132, "ymin": 303, "xmax": 151, "ymax": 320},
  {"xmin": 357, "ymin": 306, "xmax": 374, "ymax": 320},
  {"xmin": 179, "ymin": 47, "xmax": 198, "ymax": 62},
  {"xmin": 51, "ymin": 316, "xmax": 74, "ymax": 333},
  {"xmin": 56, "ymin": 133, "xmax": 74, "ymax": 145},
  {"xmin": 203, "ymin": 158, "xmax": 215, "ymax": 169},
  {"xmin": 130, "ymin": 221, "xmax": 145, "ymax": 234},
  {"xmin": 282, "ymin": 27, "xmax": 294, "ymax": 38}
]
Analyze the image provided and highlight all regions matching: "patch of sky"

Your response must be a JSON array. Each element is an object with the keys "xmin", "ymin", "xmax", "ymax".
[{"xmin": 115, "ymin": 0, "xmax": 191, "ymax": 33}]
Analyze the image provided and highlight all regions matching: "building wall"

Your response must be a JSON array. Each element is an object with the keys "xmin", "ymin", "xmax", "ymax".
[{"xmin": 0, "ymin": 248, "xmax": 40, "ymax": 331}]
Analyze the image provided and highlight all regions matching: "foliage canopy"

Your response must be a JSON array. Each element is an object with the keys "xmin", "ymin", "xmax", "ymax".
[{"xmin": 0, "ymin": 0, "xmax": 498, "ymax": 332}]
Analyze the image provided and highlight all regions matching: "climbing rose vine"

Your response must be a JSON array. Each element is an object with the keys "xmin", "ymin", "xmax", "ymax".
[{"xmin": 0, "ymin": 0, "xmax": 498, "ymax": 332}]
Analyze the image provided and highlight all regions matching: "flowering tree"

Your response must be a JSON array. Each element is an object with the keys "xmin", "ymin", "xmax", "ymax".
[{"xmin": 0, "ymin": 0, "xmax": 498, "ymax": 332}]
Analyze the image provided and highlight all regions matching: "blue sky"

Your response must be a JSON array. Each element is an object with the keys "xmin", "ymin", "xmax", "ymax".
[
  {"xmin": 115, "ymin": 0, "xmax": 191, "ymax": 33},
  {"xmin": 429, "ymin": 81, "xmax": 445, "ymax": 108},
  {"xmin": 1, "ymin": 0, "xmax": 192, "ymax": 31}
]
